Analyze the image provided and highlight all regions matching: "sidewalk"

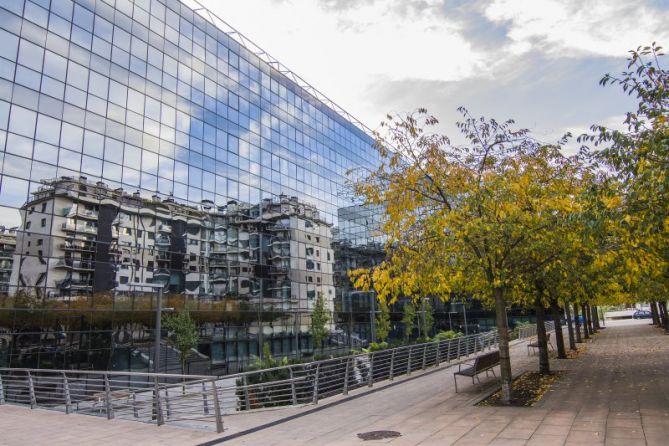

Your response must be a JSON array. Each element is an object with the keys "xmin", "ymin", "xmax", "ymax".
[
  {"xmin": 1, "ymin": 322, "xmax": 666, "ymax": 445},
  {"xmin": 216, "ymin": 321, "xmax": 669, "ymax": 445}
]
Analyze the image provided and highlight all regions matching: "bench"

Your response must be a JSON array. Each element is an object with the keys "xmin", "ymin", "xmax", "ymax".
[
  {"xmin": 527, "ymin": 332, "xmax": 554, "ymax": 356},
  {"xmin": 453, "ymin": 350, "xmax": 500, "ymax": 392}
]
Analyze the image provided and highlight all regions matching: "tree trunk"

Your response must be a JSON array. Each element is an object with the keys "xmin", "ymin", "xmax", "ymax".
[
  {"xmin": 573, "ymin": 303, "xmax": 582, "ymax": 343},
  {"xmin": 534, "ymin": 287, "xmax": 550, "ymax": 374},
  {"xmin": 586, "ymin": 304, "xmax": 595, "ymax": 334},
  {"xmin": 592, "ymin": 305, "xmax": 601, "ymax": 330},
  {"xmin": 581, "ymin": 304, "xmax": 590, "ymax": 339},
  {"xmin": 661, "ymin": 301, "xmax": 669, "ymax": 332},
  {"xmin": 650, "ymin": 301, "xmax": 660, "ymax": 326},
  {"xmin": 494, "ymin": 287, "xmax": 513, "ymax": 403},
  {"xmin": 656, "ymin": 301, "xmax": 666, "ymax": 328},
  {"xmin": 550, "ymin": 298, "xmax": 567, "ymax": 359},
  {"xmin": 564, "ymin": 300, "xmax": 577, "ymax": 351}
]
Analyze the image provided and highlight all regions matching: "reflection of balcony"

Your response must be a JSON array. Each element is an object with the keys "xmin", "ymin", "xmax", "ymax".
[
  {"xmin": 67, "ymin": 208, "xmax": 98, "ymax": 220},
  {"xmin": 270, "ymin": 266, "xmax": 289, "ymax": 275},
  {"xmin": 0, "ymin": 251, "xmax": 14, "ymax": 260},
  {"xmin": 56, "ymin": 278, "xmax": 93, "ymax": 289},
  {"xmin": 55, "ymin": 257, "xmax": 94, "ymax": 270},
  {"xmin": 60, "ymin": 242, "xmax": 96, "ymax": 252},
  {"xmin": 212, "ymin": 243, "xmax": 227, "ymax": 253},
  {"xmin": 61, "ymin": 222, "xmax": 97, "ymax": 234},
  {"xmin": 156, "ymin": 252, "xmax": 170, "ymax": 261},
  {"xmin": 268, "ymin": 224, "xmax": 290, "ymax": 232},
  {"xmin": 155, "ymin": 236, "xmax": 170, "ymax": 246},
  {"xmin": 158, "ymin": 224, "xmax": 172, "ymax": 233},
  {"xmin": 209, "ymin": 273, "xmax": 228, "ymax": 282},
  {"xmin": 153, "ymin": 268, "xmax": 170, "ymax": 279}
]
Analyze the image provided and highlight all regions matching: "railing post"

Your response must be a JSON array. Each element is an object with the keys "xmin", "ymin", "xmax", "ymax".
[
  {"xmin": 312, "ymin": 364, "xmax": 320, "ymax": 404},
  {"xmin": 62, "ymin": 372, "xmax": 71, "ymax": 414},
  {"xmin": 435, "ymin": 342, "xmax": 441, "ymax": 367},
  {"xmin": 132, "ymin": 391, "xmax": 139, "ymax": 418},
  {"xmin": 422, "ymin": 344, "xmax": 428, "ymax": 370},
  {"xmin": 456, "ymin": 337, "xmax": 462, "ymax": 359},
  {"xmin": 343, "ymin": 358, "xmax": 350, "ymax": 396},
  {"xmin": 104, "ymin": 374, "xmax": 114, "ymax": 420},
  {"xmin": 242, "ymin": 375, "xmax": 250, "ymax": 411},
  {"xmin": 27, "ymin": 371, "xmax": 36, "ymax": 409},
  {"xmin": 367, "ymin": 352, "xmax": 374, "ymax": 388},
  {"xmin": 210, "ymin": 380, "xmax": 224, "ymax": 434},
  {"xmin": 154, "ymin": 377, "xmax": 164, "ymax": 426},
  {"xmin": 289, "ymin": 367, "xmax": 297, "ymax": 405},
  {"xmin": 389, "ymin": 350, "xmax": 395, "ymax": 381},
  {"xmin": 164, "ymin": 386, "xmax": 171, "ymax": 419},
  {"xmin": 201, "ymin": 382, "xmax": 209, "ymax": 415},
  {"xmin": 406, "ymin": 346, "xmax": 412, "ymax": 376},
  {"xmin": 0, "ymin": 372, "xmax": 5, "ymax": 404}
]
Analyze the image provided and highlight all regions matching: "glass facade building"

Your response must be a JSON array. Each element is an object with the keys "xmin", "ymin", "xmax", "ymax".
[{"xmin": 0, "ymin": 0, "xmax": 396, "ymax": 373}]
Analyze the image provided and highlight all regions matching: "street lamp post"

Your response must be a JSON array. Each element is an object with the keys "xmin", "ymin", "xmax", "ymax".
[{"xmin": 154, "ymin": 286, "xmax": 163, "ymax": 374}]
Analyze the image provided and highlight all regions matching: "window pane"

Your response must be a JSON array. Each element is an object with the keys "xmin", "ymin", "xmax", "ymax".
[{"xmin": 9, "ymin": 105, "xmax": 36, "ymax": 137}]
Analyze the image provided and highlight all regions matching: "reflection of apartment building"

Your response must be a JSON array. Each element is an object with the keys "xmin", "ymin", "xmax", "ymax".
[
  {"xmin": 10, "ymin": 177, "xmax": 334, "ymax": 311},
  {"xmin": 207, "ymin": 195, "xmax": 334, "ymax": 312},
  {"xmin": 11, "ymin": 176, "xmax": 206, "ymax": 298},
  {"xmin": 0, "ymin": 227, "xmax": 16, "ymax": 295}
]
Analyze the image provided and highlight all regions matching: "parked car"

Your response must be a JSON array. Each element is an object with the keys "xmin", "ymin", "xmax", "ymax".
[{"xmin": 633, "ymin": 310, "xmax": 652, "ymax": 319}]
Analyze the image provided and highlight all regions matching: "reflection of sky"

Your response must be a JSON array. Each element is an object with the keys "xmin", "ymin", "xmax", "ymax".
[{"xmin": 0, "ymin": 0, "xmax": 380, "ymax": 232}]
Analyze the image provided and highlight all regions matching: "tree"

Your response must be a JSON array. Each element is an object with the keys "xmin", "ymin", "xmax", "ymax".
[
  {"xmin": 162, "ymin": 311, "xmax": 198, "ymax": 376},
  {"xmin": 350, "ymin": 109, "xmax": 576, "ymax": 402},
  {"xmin": 582, "ymin": 44, "xmax": 669, "ymax": 315},
  {"xmin": 402, "ymin": 302, "xmax": 416, "ymax": 340},
  {"xmin": 375, "ymin": 298, "xmax": 391, "ymax": 342},
  {"xmin": 310, "ymin": 292, "xmax": 330, "ymax": 350}
]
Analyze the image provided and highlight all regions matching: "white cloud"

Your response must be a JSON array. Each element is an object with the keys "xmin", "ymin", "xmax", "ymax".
[
  {"xmin": 200, "ymin": 0, "xmax": 491, "ymax": 126},
  {"xmin": 485, "ymin": 0, "xmax": 669, "ymax": 57}
]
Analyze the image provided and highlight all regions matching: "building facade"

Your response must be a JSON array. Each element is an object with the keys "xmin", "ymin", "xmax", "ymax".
[{"xmin": 0, "ymin": 0, "xmax": 385, "ymax": 372}]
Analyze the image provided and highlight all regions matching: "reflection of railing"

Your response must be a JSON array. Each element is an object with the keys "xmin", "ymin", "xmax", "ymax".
[
  {"xmin": 54, "ymin": 258, "xmax": 94, "ymax": 270},
  {"xmin": 517, "ymin": 321, "xmax": 555, "ymax": 340},
  {"xmin": 60, "ymin": 243, "xmax": 95, "ymax": 252},
  {"xmin": 61, "ymin": 223, "xmax": 97, "ymax": 234},
  {"xmin": 0, "ymin": 330, "xmax": 498, "ymax": 433},
  {"xmin": 56, "ymin": 279, "xmax": 93, "ymax": 288}
]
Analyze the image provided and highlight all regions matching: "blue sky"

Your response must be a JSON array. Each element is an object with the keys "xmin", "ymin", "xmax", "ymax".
[{"xmin": 200, "ymin": 0, "xmax": 669, "ymax": 152}]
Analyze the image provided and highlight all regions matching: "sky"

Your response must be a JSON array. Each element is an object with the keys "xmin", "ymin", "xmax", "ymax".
[{"xmin": 200, "ymin": 0, "xmax": 669, "ymax": 152}]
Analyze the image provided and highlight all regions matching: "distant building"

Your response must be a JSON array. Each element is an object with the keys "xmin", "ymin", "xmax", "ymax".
[{"xmin": 0, "ymin": 226, "xmax": 16, "ymax": 295}]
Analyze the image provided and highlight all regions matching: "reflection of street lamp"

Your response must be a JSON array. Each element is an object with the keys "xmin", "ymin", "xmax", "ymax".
[
  {"xmin": 450, "ymin": 302, "xmax": 468, "ymax": 335},
  {"xmin": 130, "ymin": 283, "xmax": 172, "ymax": 373}
]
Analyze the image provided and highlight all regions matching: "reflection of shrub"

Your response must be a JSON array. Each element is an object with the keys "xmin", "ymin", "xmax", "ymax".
[
  {"xmin": 363, "ymin": 341, "xmax": 388, "ymax": 352},
  {"xmin": 434, "ymin": 330, "xmax": 463, "ymax": 341},
  {"xmin": 510, "ymin": 321, "xmax": 533, "ymax": 340},
  {"xmin": 237, "ymin": 343, "xmax": 295, "ymax": 410}
]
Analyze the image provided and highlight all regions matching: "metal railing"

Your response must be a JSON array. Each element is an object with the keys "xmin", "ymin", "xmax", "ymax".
[
  {"xmin": 0, "ymin": 330, "xmax": 499, "ymax": 432},
  {"xmin": 517, "ymin": 321, "xmax": 555, "ymax": 340}
]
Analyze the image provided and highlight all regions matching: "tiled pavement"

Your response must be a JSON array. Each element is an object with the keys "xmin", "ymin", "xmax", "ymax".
[{"xmin": 1, "ymin": 320, "xmax": 667, "ymax": 445}]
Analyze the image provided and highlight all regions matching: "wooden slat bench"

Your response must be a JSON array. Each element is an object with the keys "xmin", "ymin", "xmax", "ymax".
[
  {"xmin": 453, "ymin": 350, "xmax": 500, "ymax": 392},
  {"xmin": 527, "ymin": 332, "xmax": 554, "ymax": 355}
]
